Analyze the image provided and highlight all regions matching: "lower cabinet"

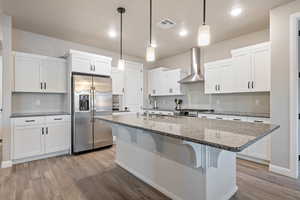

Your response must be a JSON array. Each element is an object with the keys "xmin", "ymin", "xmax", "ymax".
[{"xmin": 12, "ymin": 115, "xmax": 71, "ymax": 162}]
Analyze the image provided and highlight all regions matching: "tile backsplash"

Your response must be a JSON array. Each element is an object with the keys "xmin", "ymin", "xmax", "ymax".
[
  {"xmin": 12, "ymin": 93, "xmax": 69, "ymax": 114},
  {"xmin": 148, "ymin": 82, "xmax": 270, "ymax": 114}
]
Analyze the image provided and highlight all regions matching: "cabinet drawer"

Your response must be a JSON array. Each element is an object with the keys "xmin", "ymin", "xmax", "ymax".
[
  {"xmin": 46, "ymin": 115, "xmax": 71, "ymax": 123},
  {"xmin": 14, "ymin": 117, "xmax": 45, "ymax": 127}
]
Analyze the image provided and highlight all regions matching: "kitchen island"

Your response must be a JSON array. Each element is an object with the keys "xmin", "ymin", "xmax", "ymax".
[{"xmin": 96, "ymin": 114, "xmax": 279, "ymax": 200}]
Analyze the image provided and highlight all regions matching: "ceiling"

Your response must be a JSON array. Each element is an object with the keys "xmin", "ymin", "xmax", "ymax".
[{"xmin": 3, "ymin": 0, "xmax": 294, "ymax": 60}]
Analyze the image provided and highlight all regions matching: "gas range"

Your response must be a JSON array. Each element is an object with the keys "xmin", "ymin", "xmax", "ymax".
[{"xmin": 175, "ymin": 109, "xmax": 214, "ymax": 117}]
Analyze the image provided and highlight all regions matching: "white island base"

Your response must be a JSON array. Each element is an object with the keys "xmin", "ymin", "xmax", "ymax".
[{"xmin": 112, "ymin": 124, "xmax": 238, "ymax": 200}]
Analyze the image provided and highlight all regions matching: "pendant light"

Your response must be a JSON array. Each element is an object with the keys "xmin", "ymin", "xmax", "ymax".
[
  {"xmin": 197, "ymin": 0, "xmax": 210, "ymax": 46},
  {"xmin": 146, "ymin": 0, "xmax": 155, "ymax": 62},
  {"xmin": 117, "ymin": 7, "xmax": 126, "ymax": 70}
]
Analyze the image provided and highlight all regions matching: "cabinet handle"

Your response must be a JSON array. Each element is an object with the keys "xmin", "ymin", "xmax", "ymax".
[
  {"xmin": 218, "ymin": 84, "xmax": 221, "ymax": 91},
  {"xmin": 94, "ymin": 65, "xmax": 96, "ymax": 71},
  {"xmin": 44, "ymin": 82, "xmax": 46, "ymax": 90},
  {"xmin": 54, "ymin": 118, "xmax": 63, "ymax": 121},
  {"xmin": 46, "ymin": 127, "xmax": 48, "ymax": 135},
  {"xmin": 122, "ymin": 88, "xmax": 125, "ymax": 93},
  {"xmin": 90, "ymin": 64, "xmax": 93, "ymax": 71},
  {"xmin": 25, "ymin": 120, "xmax": 35, "ymax": 123},
  {"xmin": 252, "ymin": 81, "xmax": 254, "ymax": 89},
  {"xmin": 233, "ymin": 119, "xmax": 241, "ymax": 121},
  {"xmin": 215, "ymin": 85, "xmax": 217, "ymax": 91},
  {"xmin": 216, "ymin": 117, "xmax": 223, "ymax": 120},
  {"xmin": 42, "ymin": 127, "xmax": 44, "ymax": 135},
  {"xmin": 169, "ymin": 88, "xmax": 173, "ymax": 93},
  {"xmin": 153, "ymin": 90, "xmax": 155, "ymax": 94},
  {"xmin": 40, "ymin": 82, "xmax": 43, "ymax": 90},
  {"xmin": 248, "ymin": 81, "xmax": 250, "ymax": 89}
]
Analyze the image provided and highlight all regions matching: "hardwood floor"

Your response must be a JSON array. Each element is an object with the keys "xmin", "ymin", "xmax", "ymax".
[{"xmin": 0, "ymin": 147, "xmax": 299, "ymax": 200}]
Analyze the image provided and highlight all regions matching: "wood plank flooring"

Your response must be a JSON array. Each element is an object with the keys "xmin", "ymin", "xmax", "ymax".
[{"xmin": 0, "ymin": 146, "xmax": 299, "ymax": 200}]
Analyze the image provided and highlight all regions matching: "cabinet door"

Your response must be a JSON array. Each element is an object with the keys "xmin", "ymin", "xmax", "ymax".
[
  {"xmin": 45, "ymin": 122, "xmax": 69, "ymax": 154},
  {"xmin": 93, "ymin": 58, "xmax": 111, "ymax": 76},
  {"xmin": 111, "ymin": 68, "xmax": 124, "ymax": 95},
  {"xmin": 165, "ymin": 69, "xmax": 181, "ymax": 95},
  {"xmin": 220, "ymin": 65, "xmax": 235, "ymax": 93},
  {"xmin": 252, "ymin": 48, "xmax": 270, "ymax": 92},
  {"xmin": 148, "ymin": 70, "xmax": 160, "ymax": 95},
  {"xmin": 41, "ymin": 58, "xmax": 67, "ymax": 93},
  {"xmin": 13, "ymin": 126, "xmax": 44, "ymax": 159},
  {"xmin": 205, "ymin": 67, "xmax": 218, "ymax": 94},
  {"xmin": 124, "ymin": 62, "xmax": 143, "ymax": 112},
  {"xmin": 14, "ymin": 55, "xmax": 42, "ymax": 92},
  {"xmin": 232, "ymin": 53, "xmax": 252, "ymax": 92},
  {"xmin": 72, "ymin": 55, "xmax": 93, "ymax": 74}
]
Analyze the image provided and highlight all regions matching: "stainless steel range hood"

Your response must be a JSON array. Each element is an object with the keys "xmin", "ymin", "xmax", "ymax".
[{"xmin": 178, "ymin": 47, "xmax": 204, "ymax": 84}]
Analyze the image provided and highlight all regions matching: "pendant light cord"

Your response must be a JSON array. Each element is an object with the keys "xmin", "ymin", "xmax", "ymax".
[
  {"xmin": 120, "ymin": 11, "xmax": 123, "ymax": 59},
  {"xmin": 150, "ymin": 0, "xmax": 152, "ymax": 45},
  {"xmin": 203, "ymin": 0, "xmax": 206, "ymax": 25}
]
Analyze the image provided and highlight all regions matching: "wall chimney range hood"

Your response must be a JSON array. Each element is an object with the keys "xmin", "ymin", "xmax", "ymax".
[{"xmin": 178, "ymin": 47, "xmax": 204, "ymax": 84}]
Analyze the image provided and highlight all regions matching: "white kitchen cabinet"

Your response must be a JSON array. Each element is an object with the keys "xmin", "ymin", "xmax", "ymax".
[
  {"xmin": 111, "ymin": 67, "xmax": 125, "ymax": 95},
  {"xmin": 45, "ymin": 122, "xmax": 69, "ymax": 154},
  {"xmin": 231, "ymin": 42, "xmax": 270, "ymax": 93},
  {"xmin": 13, "ymin": 52, "xmax": 67, "ymax": 93},
  {"xmin": 41, "ymin": 58, "xmax": 67, "ymax": 93},
  {"xmin": 123, "ymin": 61, "xmax": 144, "ymax": 112},
  {"xmin": 204, "ymin": 59, "xmax": 234, "ymax": 94},
  {"xmin": 148, "ymin": 68, "xmax": 184, "ymax": 96},
  {"xmin": 13, "ymin": 125, "xmax": 44, "ymax": 160},
  {"xmin": 14, "ymin": 53, "xmax": 41, "ymax": 92},
  {"xmin": 69, "ymin": 50, "xmax": 112, "ymax": 76},
  {"xmin": 12, "ymin": 115, "xmax": 71, "ymax": 163}
]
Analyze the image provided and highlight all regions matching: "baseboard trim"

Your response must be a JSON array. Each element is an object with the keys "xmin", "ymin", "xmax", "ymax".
[
  {"xmin": 1, "ymin": 160, "xmax": 12, "ymax": 168},
  {"xmin": 237, "ymin": 154, "xmax": 269, "ymax": 166},
  {"xmin": 269, "ymin": 164, "xmax": 297, "ymax": 178},
  {"xmin": 116, "ymin": 160, "xmax": 182, "ymax": 200}
]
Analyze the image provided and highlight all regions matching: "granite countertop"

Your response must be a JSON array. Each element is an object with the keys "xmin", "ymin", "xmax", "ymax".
[
  {"xmin": 198, "ymin": 111, "xmax": 270, "ymax": 118},
  {"xmin": 96, "ymin": 115, "xmax": 279, "ymax": 152},
  {"xmin": 11, "ymin": 112, "xmax": 71, "ymax": 118},
  {"xmin": 142, "ymin": 108, "xmax": 176, "ymax": 112}
]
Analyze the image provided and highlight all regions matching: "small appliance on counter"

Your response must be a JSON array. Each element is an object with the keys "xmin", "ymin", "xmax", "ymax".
[{"xmin": 112, "ymin": 94, "xmax": 124, "ymax": 111}]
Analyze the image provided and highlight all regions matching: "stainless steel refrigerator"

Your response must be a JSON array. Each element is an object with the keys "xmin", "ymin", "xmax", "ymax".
[{"xmin": 72, "ymin": 73, "xmax": 113, "ymax": 154}]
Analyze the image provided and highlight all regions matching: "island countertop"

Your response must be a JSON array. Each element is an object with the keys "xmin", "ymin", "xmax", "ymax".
[{"xmin": 96, "ymin": 114, "xmax": 279, "ymax": 152}]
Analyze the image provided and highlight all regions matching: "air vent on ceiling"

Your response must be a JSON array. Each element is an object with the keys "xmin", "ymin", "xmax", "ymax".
[{"xmin": 157, "ymin": 18, "xmax": 176, "ymax": 29}]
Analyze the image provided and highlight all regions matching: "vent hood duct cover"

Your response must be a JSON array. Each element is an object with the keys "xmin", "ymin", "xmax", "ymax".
[{"xmin": 178, "ymin": 47, "xmax": 204, "ymax": 84}]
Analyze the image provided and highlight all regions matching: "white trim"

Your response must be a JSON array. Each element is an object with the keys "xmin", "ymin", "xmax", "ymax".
[
  {"xmin": 288, "ymin": 12, "xmax": 300, "ymax": 179},
  {"xmin": 1, "ymin": 160, "xmax": 12, "ymax": 168},
  {"xmin": 269, "ymin": 164, "xmax": 295, "ymax": 178}
]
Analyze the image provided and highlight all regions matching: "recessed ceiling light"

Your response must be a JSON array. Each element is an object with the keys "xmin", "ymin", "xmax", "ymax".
[
  {"xmin": 108, "ymin": 29, "xmax": 117, "ymax": 38},
  {"xmin": 230, "ymin": 7, "xmax": 242, "ymax": 17},
  {"xmin": 179, "ymin": 29, "xmax": 188, "ymax": 37}
]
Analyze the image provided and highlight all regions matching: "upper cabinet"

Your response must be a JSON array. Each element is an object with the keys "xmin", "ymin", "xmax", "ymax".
[
  {"xmin": 148, "ymin": 68, "xmax": 185, "ymax": 96},
  {"xmin": 205, "ymin": 42, "xmax": 270, "ymax": 94},
  {"xmin": 111, "ymin": 67, "xmax": 125, "ymax": 95},
  {"xmin": 13, "ymin": 52, "xmax": 67, "ymax": 93},
  {"xmin": 69, "ymin": 50, "xmax": 112, "ymax": 76}
]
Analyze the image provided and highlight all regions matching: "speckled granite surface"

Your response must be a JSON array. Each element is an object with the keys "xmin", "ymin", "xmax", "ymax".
[
  {"xmin": 11, "ymin": 112, "xmax": 70, "ymax": 118},
  {"xmin": 95, "ymin": 115, "xmax": 279, "ymax": 152}
]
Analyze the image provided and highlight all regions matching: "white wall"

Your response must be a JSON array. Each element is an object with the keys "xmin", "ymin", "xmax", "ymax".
[
  {"xmin": 12, "ymin": 29, "xmax": 147, "ymax": 67},
  {"xmin": 270, "ymin": 0, "xmax": 300, "ymax": 170}
]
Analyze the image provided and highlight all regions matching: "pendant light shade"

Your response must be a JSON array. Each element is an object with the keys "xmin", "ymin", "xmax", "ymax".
[
  {"xmin": 118, "ymin": 59, "xmax": 125, "ymax": 71},
  {"xmin": 117, "ymin": 7, "xmax": 126, "ymax": 70},
  {"xmin": 198, "ymin": 25, "xmax": 210, "ymax": 46},
  {"xmin": 146, "ymin": 45, "xmax": 155, "ymax": 62},
  {"xmin": 197, "ymin": 0, "xmax": 210, "ymax": 47},
  {"xmin": 146, "ymin": 0, "xmax": 156, "ymax": 62}
]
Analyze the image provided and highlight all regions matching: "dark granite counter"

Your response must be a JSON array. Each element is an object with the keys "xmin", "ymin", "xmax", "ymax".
[
  {"xmin": 11, "ymin": 112, "xmax": 71, "ymax": 118},
  {"xmin": 96, "ymin": 114, "xmax": 279, "ymax": 152}
]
